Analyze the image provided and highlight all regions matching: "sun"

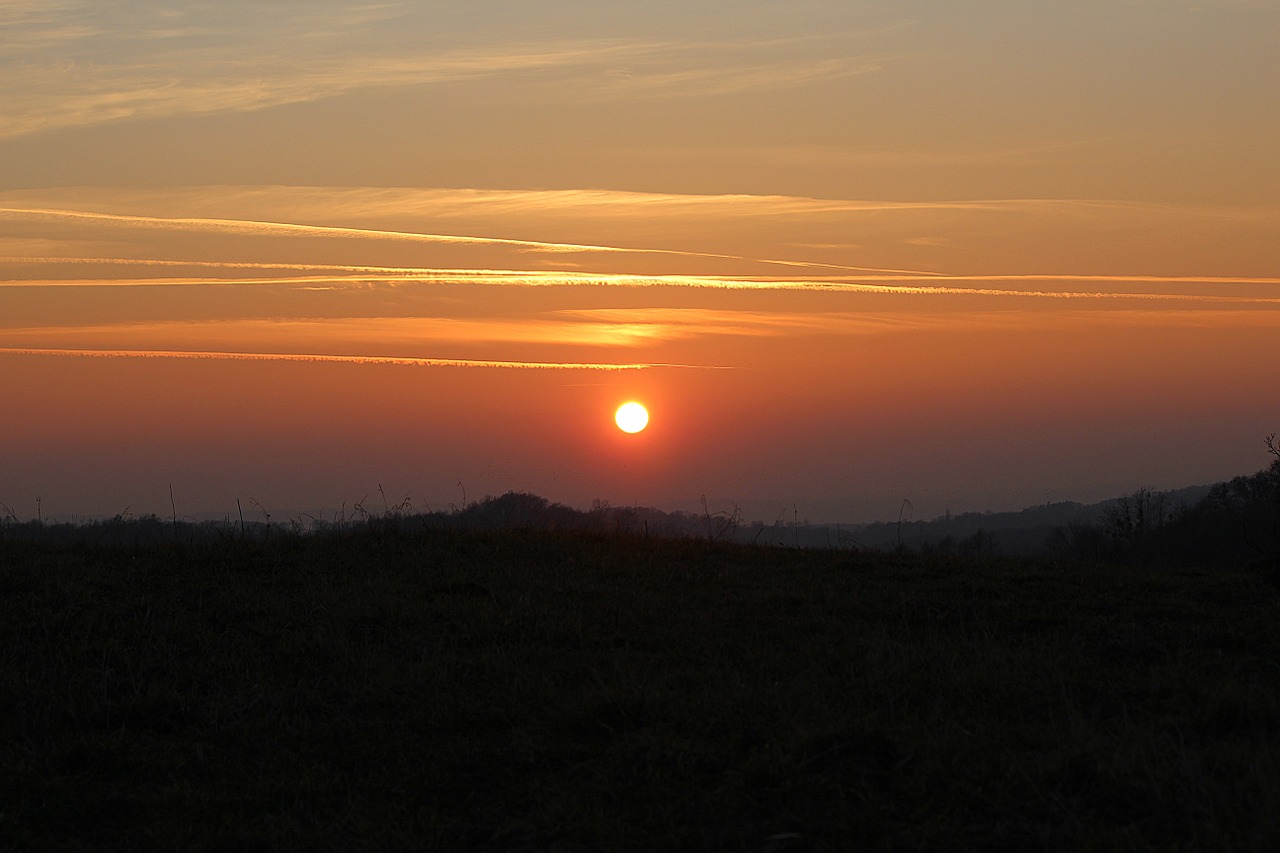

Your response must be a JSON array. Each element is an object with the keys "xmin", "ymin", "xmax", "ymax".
[{"xmin": 614, "ymin": 401, "xmax": 649, "ymax": 434}]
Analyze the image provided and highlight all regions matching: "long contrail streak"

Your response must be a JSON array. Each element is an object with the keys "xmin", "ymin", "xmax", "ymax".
[
  {"xmin": 4, "ymin": 269, "xmax": 1279, "ymax": 303},
  {"xmin": 4, "ymin": 208, "xmax": 1279, "ymax": 289},
  {"xmin": 0, "ymin": 346, "xmax": 729, "ymax": 371},
  {"xmin": 0, "ymin": 206, "xmax": 945, "ymax": 275}
]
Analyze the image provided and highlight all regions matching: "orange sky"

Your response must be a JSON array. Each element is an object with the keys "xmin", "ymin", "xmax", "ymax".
[{"xmin": 2, "ymin": 2, "xmax": 1277, "ymax": 523}]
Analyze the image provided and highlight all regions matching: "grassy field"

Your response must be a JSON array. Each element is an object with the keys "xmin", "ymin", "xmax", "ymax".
[{"xmin": 2, "ymin": 526, "xmax": 1279, "ymax": 851}]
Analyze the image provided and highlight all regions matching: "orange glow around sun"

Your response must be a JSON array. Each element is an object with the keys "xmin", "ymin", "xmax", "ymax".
[{"xmin": 615, "ymin": 402, "xmax": 649, "ymax": 434}]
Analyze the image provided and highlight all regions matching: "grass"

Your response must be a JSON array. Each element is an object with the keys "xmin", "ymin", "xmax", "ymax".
[{"xmin": 2, "ymin": 526, "xmax": 1280, "ymax": 850}]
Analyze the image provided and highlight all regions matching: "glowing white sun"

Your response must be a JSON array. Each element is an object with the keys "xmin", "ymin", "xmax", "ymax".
[{"xmin": 614, "ymin": 402, "xmax": 649, "ymax": 434}]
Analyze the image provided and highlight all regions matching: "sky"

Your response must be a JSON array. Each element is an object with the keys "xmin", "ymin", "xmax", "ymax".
[{"xmin": 2, "ymin": 0, "xmax": 1278, "ymax": 525}]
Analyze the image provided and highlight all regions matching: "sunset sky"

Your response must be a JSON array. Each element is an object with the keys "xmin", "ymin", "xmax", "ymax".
[{"xmin": 3, "ymin": 1, "xmax": 1278, "ymax": 524}]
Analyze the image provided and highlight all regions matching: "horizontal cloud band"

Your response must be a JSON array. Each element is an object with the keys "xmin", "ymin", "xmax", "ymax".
[{"xmin": 0, "ymin": 347, "xmax": 729, "ymax": 371}]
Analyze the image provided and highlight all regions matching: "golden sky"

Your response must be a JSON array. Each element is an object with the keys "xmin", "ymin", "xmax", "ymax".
[{"xmin": 2, "ymin": 1, "xmax": 1278, "ymax": 522}]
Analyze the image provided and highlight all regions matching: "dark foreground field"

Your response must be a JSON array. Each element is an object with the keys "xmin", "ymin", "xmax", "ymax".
[{"xmin": 3, "ymin": 527, "xmax": 1279, "ymax": 851}]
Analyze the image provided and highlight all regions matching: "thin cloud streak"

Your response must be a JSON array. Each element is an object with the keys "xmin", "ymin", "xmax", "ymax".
[
  {"xmin": 0, "ymin": 252, "xmax": 940, "ymax": 282},
  {"xmin": 6, "ymin": 188, "xmax": 1275, "ymax": 239},
  {"xmin": 0, "ymin": 206, "xmax": 645, "ymax": 255},
  {"xmin": 0, "ymin": 1, "xmax": 900, "ymax": 141},
  {"xmin": 0, "ymin": 314, "xmax": 742, "ymax": 349},
  {"xmin": 3, "ymin": 205, "xmax": 839, "ymax": 271},
  {"xmin": 0, "ymin": 34, "xmax": 664, "ymax": 139},
  {"xmin": 5, "ymin": 194, "xmax": 1278, "ymax": 296},
  {"xmin": 595, "ymin": 55, "xmax": 887, "ymax": 100},
  {"xmin": 0, "ymin": 347, "xmax": 727, "ymax": 371},
  {"xmin": 29, "ymin": 185, "xmax": 1264, "ymax": 221},
  {"xmin": 5, "ymin": 268, "xmax": 1279, "ymax": 305},
  {"xmin": 0, "ymin": 204, "xmax": 953, "ymax": 276}
]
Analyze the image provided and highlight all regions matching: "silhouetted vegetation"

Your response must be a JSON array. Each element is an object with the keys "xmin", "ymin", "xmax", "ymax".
[
  {"xmin": 0, "ymin": 490, "xmax": 725, "ymax": 548},
  {"xmin": 5, "ymin": 436, "xmax": 1280, "ymax": 573},
  {"xmin": 4, "ymin": 441, "xmax": 1280, "ymax": 847},
  {"xmin": 4, "ymin": 523, "xmax": 1280, "ymax": 850},
  {"xmin": 1046, "ymin": 437, "xmax": 1280, "ymax": 571}
]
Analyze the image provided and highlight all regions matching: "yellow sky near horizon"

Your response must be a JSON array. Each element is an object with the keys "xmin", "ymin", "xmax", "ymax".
[{"xmin": 2, "ymin": 1, "xmax": 1278, "ymax": 522}]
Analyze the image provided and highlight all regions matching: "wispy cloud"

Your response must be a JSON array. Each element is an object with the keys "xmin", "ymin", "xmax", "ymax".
[
  {"xmin": 0, "ymin": 0, "xmax": 899, "ymax": 140},
  {"xmin": 0, "ymin": 347, "xmax": 724, "ymax": 371},
  {"xmin": 0, "ymin": 20, "xmax": 659, "ymax": 139},
  {"xmin": 721, "ymin": 274, "xmax": 1280, "ymax": 299},
  {"xmin": 595, "ymin": 54, "xmax": 888, "ymax": 100},
  {"xmin": 551, "ymin": 308, "xmax": 943, "ymax": 339},
  {"xmin": 0, "ymin": 314, "xmax": 731, "ymax": 350},
  {"xmin": 5, "ymin": 261, "xmax": 1279, "ymax": 304},
  {"xmin": 0, "ymin": 205, "xmax": 651, "ymax": 254},
  {"xmin": 0, "ymin": 203, "xmax": 941, "ymax": 277},
  {"xmin": 8, "ymin": 185, "xmax": 1274, "ymax": 227},
  {"xmin": 4, "ymin": 190, "xmax": 1278, "ymax": 293}
]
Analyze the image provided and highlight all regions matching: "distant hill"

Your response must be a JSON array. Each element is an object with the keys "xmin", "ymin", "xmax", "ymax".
[
  {"xmin": 0, "ymin": 480, "xmax": 1251, "ymax": 563},
  {"xmin": 733, "ymin": 484, "xmax": 1216, "ymax": 555}
]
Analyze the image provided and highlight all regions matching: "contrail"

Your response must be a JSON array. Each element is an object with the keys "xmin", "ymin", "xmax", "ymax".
[
  {"xmin": 0, "ymin": 206, "xmax": 643, "ymax": 253},
  {"xmin": 4, "ymin": 253, "xmax": 1279, "ymax": 300},
  {"xmin": 0, "ymin": 346, "xmax": 731, "ymax": 371},
  {"xmin": 0, "ymin": 207, "xmax": 947, "ymax": 276},
  {"xmin": 6, "ymin": 266, "xmax": 1280, "ymax": 303}
]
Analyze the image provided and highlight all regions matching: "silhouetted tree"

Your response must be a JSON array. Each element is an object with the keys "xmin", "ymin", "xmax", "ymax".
[
  {"xmin": 1131, "ymin": 433, "xmax": 1280, "ymax": 569},
  {"xmin": 1102, "ymin": 486, "xmax": 1170, "ymax": 543},
  {"xmin": 1045, "ymin": 519, "xmax": 1109, "ymax": 564},
  {"xmin": 958, "ymin": 528, "xmax": 999, "ymax": 559}
]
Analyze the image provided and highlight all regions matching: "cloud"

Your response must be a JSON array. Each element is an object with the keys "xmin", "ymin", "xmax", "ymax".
[
  {"xmin": 732, "ymin": 274, "xmax": 1280, "ymax": 300},
  {"xmin": 0, "ymin": 311, "xmax": 850, "ymax": 353},
  {"xmin": 5, "ymin": 255, "xmax": 1280, "ymax": 306},
  {"xmin": 0, "ymin": 346, "xmax": 725, "ymax": 371},
  {"xmin": 0, "ymin": 1, "xmax": 904, "ymax": 139},
  {"xmin": 0, "ymin": 22, "xmax": 661, "ymax": 139},
  {"xmin": 4, "ymin": 189, "xmax": 1278, "ymax": 292},
  {"xmin": 0, "ymin": 0, "xmax": 82, "ymax": 32},
  {"xmin": 0, "ymin": 202, "xmax": 879, "ymax": 275},
  {"xmin": 594, "ymin": 54, "xmax": 887, "ymax": 100},
  {"xmin": 9, "ymin": 185, "xmax": 1275, "ymax": 228},
  {"xmin": 551, "ymin": 307, "xmax": 946, "ymax": 340},
  {"xmin": 0, "ymin": 205, "xmax": 648, "ymax": 254}
]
